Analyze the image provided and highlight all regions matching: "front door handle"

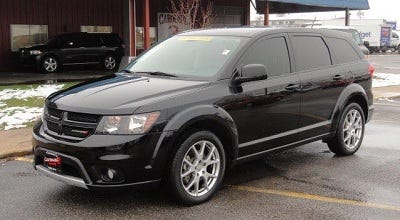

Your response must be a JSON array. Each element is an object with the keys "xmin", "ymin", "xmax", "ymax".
[
  {"xmin": 333, "ymin": 74, "xmax": 344, "ymax": 80},
  {"xmin": 285, "ymin": 84, "xmax": 300, "ymax": 91}
]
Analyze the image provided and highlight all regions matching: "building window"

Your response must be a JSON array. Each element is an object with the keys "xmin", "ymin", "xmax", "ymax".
[
  {"xmin": 81, "ymin": 26, "xmax": 113, "ymax": 33},
  {"xmin": 10, "ymin": 24, "xmax": 48, "ymax": 51},
  {"xmin": 136, "ymin": 27, "xmax": 157, "ymax": 49}
]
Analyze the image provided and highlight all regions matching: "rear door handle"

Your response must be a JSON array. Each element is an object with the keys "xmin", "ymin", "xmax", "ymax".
[
  {"xmin": 285, "ymin": 84, "xmax": 300, "ymax": 90},
  {"xmin": 333, "ymin": 74, "xmax": 344, "ymax": 80}
]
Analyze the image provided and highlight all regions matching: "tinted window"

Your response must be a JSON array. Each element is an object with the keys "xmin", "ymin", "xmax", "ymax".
[
  {"xmin": 85, "ymin": 34, "xmax": 102, "ymax": 47},
  {"xmin": 326, "ymin": 37, "xmax": 360, "ymax": 64},
  {"xmin": 291, "ymin": 36, "xmax": 331, "ymax": 71},
  {"xmin": 242, "ymin": 37, "xmax": 291, "ymax": 77},
  {"xmin": 101, "ymin": 34, "xmax": 123, "ymax": 46},
  {"xmin": 61, "ymin": 34, "xmax": 85, "ymax": 48}
]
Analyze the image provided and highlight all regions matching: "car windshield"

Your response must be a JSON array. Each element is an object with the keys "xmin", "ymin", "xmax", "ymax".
[{"xmin": 126, "ymin": 35, "xmax": 246, "ymax": 79}]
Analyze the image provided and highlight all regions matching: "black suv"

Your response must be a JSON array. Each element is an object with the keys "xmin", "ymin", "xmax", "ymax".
[
  {"xmin": 33, "ymin": 28, "xmax": 374, "ymax": 205},
  {"xmin": 19, "ymin": 32, "xmax": 124, "ymax": 73}
]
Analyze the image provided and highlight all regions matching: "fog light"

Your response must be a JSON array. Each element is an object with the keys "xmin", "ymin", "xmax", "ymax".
[
  {"xmin": 107, "ymin": 168, "xmax": 116, "ymax": 180},
  {"xmin": 101, "ymin": 168, "xmax": 117, "ymax": 182}
]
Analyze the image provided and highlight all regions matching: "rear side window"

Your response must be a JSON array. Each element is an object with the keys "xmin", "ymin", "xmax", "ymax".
[
  {"xmin": 326, "ymin": 37, "xmax": 361, "ymax": 64},
  {"xmin": 101, "ymin": 34, "xmax": 123, "ymax": 46},
  {"xmin": 291, "ymin": 36, "xmax": 331, "ymax": 71},
  {"xmin": 242, "ymin": 37, "xmax": 291, "ymax": 77}
]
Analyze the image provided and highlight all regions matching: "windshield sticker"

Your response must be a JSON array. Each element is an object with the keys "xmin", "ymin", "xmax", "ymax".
[
  {"xmin": 222, "ymin": 49, "xmax": 231, "ymax": 55},
  {"xmin": 179, "ymin": 36, "xmax": 213, "ymax": 42}
]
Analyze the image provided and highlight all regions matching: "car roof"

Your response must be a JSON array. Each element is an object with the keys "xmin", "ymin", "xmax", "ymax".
[
  {"xmin": 311, "ymin": 25, "xmax": 358, "ymax": 31},
  {"xmin": 178, "ymin": 27, "xmax": 351, "ymax": 39}
]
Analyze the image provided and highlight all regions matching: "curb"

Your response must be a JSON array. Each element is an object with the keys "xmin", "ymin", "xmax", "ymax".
[{"xmin": 0, "ymin": 149, "xmax": 33, "ymax": 160}]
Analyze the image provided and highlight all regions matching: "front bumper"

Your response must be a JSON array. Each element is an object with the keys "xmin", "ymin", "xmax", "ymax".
[{"xmin": 32, "ymin": 122, "xmax": 171, "ymax": 189}]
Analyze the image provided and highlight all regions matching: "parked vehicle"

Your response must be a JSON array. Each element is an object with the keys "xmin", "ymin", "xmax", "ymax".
[
  {"xmin": 19, "ymin": 32, "xmax": 124, "ymax": 73},
  {"xmin": 33, "ymin": 27, "xmax": 374, "ymax": 205},
  {"xmin": 311, "ymin": 25, "xmax": 370, "ymax": 55},
  {"xmin": 390, "ymin": 30, "xmax": 400, "ymax": 52}
]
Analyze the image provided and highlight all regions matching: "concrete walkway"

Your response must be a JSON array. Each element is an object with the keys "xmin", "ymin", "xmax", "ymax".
[{"xmin": 1, "ymin": 85, "xmax": 399, "ymax": 159}]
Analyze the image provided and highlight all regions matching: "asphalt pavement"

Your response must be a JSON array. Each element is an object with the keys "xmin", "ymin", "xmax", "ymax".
[{"xmin": 0, "ymin": 100, "xmax": 399, "ymax": 220}]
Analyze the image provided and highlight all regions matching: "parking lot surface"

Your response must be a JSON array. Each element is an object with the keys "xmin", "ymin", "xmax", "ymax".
[{"xmin": 0, "ymin": 100, "xmax": 399, "ymax": 220}]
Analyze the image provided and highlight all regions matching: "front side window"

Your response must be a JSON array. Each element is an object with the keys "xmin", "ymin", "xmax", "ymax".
[
  {"xmin": 291, "ymin": 36, "xmax": 331, "ymax": 71},
  {"xmin": 10, "ymin": 24, "xmax": 48, "ymax": 51},
  {"xmin": 127, "ymin": 35, "xmax": 246, "ymax": 79},
  {"xmin": 241, "ymin": 37, "xmax": 291, "ymax": 78}
]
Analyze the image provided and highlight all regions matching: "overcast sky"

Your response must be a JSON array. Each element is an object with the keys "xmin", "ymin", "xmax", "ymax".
[{"xmin": 251, "ymin": 0, "xmax": 400, "ymax": 23}]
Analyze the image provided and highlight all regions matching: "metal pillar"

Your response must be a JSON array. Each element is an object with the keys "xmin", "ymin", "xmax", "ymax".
[
  {"xmin": 129, "ymin": 0, "xmax": 136, "ymax": 57},
  {"xmin": 264, "ymin": 1, "xmax": 270, "ymax": 26},
  {"xmin": 345, "ymin": 8, "xmax": 350, "ymax": 26},
  {"xmin": 143, "ymin": 0, "xmax": 150, "ymax": 50}
]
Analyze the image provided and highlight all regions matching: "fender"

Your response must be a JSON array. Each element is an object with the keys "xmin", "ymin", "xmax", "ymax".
[
  {"xmin": 330, "ymin": 83, "xmax": 368, "ymax": 133},
  {"xmin": 149, "ymin": 104, "xmax": 239, "ymax": 167}
]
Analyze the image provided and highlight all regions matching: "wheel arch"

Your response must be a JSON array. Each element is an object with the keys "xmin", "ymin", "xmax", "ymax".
[
  {"xmin": 330, "ymin": 83, "xmax": 369, "ymax": 133},
  {"xmin": 151, "ymin": 105, "xmax": 239, "ymax": 170}
]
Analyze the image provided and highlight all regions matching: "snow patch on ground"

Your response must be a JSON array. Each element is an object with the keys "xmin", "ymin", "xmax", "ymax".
[
  {"xmin": 0, "ymin": 84, "xmax": 64, "ymax": 101},
  {"xmin": 373, "ymin": 73, "xmax": 400, "ymax": 88},
  {"xmin": 0, "ymin": 84, "xmax": 64, "ymax": 130},
  {"xmin": 0, "ymin": 107, "xmax": 43, "ymax": 130}
]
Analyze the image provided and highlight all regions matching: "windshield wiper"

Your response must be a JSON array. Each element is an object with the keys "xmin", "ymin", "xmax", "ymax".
[{"xmin": 139, "ymin": 71, "xmax": 177, "ymax": 77}]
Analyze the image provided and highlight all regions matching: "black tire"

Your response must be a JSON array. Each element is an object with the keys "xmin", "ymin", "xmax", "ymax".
[
  {"xmin": 41, "ymin": 56, "xmax": 59, "ymax": 73},
  {"xmin": 327, "ymin": 103, "xmax": 365, "ymax": 156},
  {"xmin": 168, "ymin": 130, "xmax": 226, "ymax": 205},
  {"xmin": 103, "ymin": 54, "xmax": 118, "ymax": 71}
]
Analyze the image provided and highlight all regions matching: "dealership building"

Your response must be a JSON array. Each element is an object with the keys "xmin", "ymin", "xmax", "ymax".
[
  {"xmin": 0, "ymin": 0, "xmax": 369, "ymax": 72},
  {"xmin": 0, "ymin": 0, "xmax": 250, "ymax": 71}
]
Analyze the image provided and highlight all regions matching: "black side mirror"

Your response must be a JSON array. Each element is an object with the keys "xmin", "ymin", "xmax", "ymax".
[
  {"xmin": 232, "ymin": 64, "xmax": 268, "ymax": 86},
  {"xmin": 364, "ymin": 41, "xmax": 370, "ymax": 47}
]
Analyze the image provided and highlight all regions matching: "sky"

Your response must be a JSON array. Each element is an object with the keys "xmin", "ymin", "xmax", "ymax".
[{"xmin": 251, "ymin": 0, "xmax": 400, "ymax": 23}]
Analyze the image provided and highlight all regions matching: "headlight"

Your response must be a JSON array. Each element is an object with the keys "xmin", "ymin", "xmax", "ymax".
[
  {"xmin": 95, "ymin": 112, "xmax": 160, "ymax": 135},
  {"xmin": 30, "ymin": 50, "xmax": 42, "ymax": 55}
]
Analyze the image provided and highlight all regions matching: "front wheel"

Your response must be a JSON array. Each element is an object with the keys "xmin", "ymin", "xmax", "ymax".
[
  {"xmin": 327, "ymin": 103, "xmax": 365, "ymax": 156},
  {"xmin": 168, "ymin": 131, "xmax": 226, "ymax": 205}
]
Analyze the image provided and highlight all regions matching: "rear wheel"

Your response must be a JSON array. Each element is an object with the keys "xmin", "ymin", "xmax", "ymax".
[
  {"xmin": 327, "ymin": 103, "xmax": 365, "ymax": 156},
  {"xmin": 41, "ymin": 56, "xmax": 59, "ymax": 73},
  {"xmin": 103, "ymin": 55, "xmax": 118, "ymax": 70},
  {"xmin": 168, "ymin": 131, "xmax": 226, "ymax": 205}
]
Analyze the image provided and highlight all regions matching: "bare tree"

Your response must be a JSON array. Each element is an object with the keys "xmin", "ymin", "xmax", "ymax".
[{"xmin": 169, "ymin": 0, "xmax": 215, "ymax": 29}]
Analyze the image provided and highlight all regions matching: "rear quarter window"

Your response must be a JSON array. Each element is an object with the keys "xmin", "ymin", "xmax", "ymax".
[
  {"xmin": 291, "ymin": 36, "xmax": 331, "ymax": 71},
  {"xmin": 326, "ymin": 37, "xmax": 361, "ymax": 64}
]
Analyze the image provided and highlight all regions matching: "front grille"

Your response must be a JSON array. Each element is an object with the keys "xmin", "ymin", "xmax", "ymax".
[{"xmin": 44, "ymin": 107, "xmax": 101, "ymax": 142}]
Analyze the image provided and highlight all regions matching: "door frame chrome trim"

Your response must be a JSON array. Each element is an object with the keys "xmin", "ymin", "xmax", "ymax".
[
  {"xmin": 237, "ymin": 133, "xmax": 330, "ymax": 161},
  {"xmin": 238, "ymin": 121, "xmax": 331, "ymax": 148}
]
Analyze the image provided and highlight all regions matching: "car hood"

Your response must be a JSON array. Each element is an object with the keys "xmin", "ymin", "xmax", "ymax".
[
  {"xmin": 21, "ymin": 44, "xmax": 46, "ymax": 50},
  {"xmin": 48, "ymin": 74, "xmax": 210, "ymax": 115}
]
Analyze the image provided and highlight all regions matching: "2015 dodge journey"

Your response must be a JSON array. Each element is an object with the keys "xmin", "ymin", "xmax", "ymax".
[{"xmin": 33, "ymin": 27, "xmax": 374, "ymax": 205}]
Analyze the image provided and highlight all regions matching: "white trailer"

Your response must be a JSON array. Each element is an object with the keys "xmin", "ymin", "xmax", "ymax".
[{"xmin": 319, "ymin": 19, "xmax": 393, "ymax": 53}]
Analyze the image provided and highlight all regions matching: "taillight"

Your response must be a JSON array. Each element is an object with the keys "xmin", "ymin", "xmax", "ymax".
[{"xmin": 368, "ymin": 64, "xmax": 375, "ymax": 77}]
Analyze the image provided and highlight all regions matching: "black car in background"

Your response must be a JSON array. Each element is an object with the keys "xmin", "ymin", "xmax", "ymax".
[
  {"xmin": 33, "ymin": 28, "xmax": 374, "ymax": 205},
  {"xmin": 19, "ymin": 32, "xmax": 124, "ymax": 73}
]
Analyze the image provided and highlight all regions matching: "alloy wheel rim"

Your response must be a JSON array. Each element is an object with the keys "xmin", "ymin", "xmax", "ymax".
[
  {"xmin": 105, "ymin": 56, "xmax": 116, "ymax": 69},
  {"xmin": 343, "ymin": 109, "xmax": 363, "ymax": 149},
  {"xmin": 180, "ymin": 140, "xmax": 221, "ymax": 197},
  {"xmin": 44, "ymin": 58, "xmax": 57, "ymax": 72}
]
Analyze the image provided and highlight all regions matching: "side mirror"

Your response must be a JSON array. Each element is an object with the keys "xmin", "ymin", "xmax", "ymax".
[
  {"xmin": 232, "ymin": 64, "xmax": 268, "ymax": 86},
  {"xmin": 364, "ymin": 41, "xmax": 370, "ymax": 47}
]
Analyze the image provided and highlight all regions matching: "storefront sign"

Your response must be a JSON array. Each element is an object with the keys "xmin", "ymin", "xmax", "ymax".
[{"xmin": 157, "ymin": 13, "xmax": 189, "ymax": 41}]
